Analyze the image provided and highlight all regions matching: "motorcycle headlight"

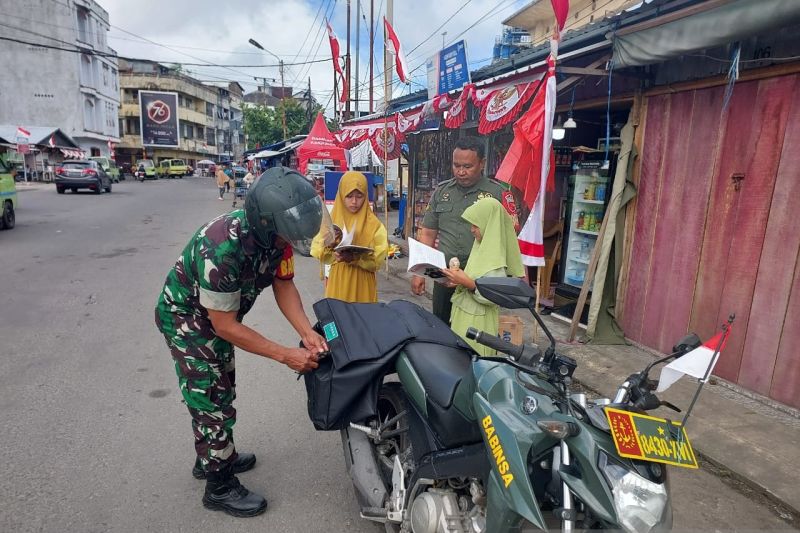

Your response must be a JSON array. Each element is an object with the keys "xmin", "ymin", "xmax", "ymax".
[{"xmin": 599, "ymin": 452, "xmax": 672, "ymax": 533}]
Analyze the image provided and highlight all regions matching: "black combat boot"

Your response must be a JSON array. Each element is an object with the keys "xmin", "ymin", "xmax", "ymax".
[
  {"xmin": 192, "ymin": 453, "xmax": 256, "ymax": 479},
  {"xmin": 202, "ymin": 465, "xmax": 267, "ymax": 517}
]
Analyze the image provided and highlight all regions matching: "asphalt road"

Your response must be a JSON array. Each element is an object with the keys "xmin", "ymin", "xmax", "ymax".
[{"xmin": 0, "ymin": 178, "xmax": 793, "ymax": 532}]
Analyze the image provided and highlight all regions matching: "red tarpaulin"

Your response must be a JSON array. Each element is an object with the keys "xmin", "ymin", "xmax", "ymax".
[{"xmin": 298, "ymin": 114, "xmax": 348, "ymax": 174}]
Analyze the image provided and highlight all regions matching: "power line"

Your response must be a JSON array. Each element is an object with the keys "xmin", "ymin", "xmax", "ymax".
[
  {"xmin": 0, "ymin": 34, "xmax": 336, "ymax": 68},
  {"xmin": 287, "ymin": 0, "xmax": 329, "ymax": 64}
]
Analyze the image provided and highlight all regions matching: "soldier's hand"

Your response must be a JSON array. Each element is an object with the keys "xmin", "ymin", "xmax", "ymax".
[
  {"xmin": 284, "ymin": 348, "xmax": 319, "ymax": 373},
  {"xmin": 302, "ymin": 330, "xmax": 328, "ymax": 354},
  {"xmin": 411, "ymin": 275, "xmax": 426, "ymax": 295}
]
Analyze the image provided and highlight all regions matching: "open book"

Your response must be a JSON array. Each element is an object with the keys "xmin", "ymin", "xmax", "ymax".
[
  {"xmin": 407, "ymin": 238, "xmax": 448, "ymax": 282},
  {"xmin": 333, "ymin": 224, "xmax": 373, "ymax": 254}
]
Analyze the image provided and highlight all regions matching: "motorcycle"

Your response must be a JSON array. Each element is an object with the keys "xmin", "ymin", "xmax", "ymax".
[
  {"xmin": 326, "ymin": 277, "xmax": 702, "ymax": 533},
  {"xmin": 135, "ymin": 169, "xmax": 146, "ymax": 182}
]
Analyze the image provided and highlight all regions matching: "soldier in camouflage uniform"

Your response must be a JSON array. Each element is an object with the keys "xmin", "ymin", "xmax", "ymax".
[
  {"xmin": 411, "ymin": 137, "xmax": 519, "ymax": 324},
  {"xmin": 155, "ymin": 167, "xmax": 327, "ymax": 517}
]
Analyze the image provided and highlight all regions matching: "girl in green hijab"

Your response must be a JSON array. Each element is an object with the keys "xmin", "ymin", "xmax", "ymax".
[{"xmin": 442, "ymin": 197, "xmax": 525, "ymax": 356}]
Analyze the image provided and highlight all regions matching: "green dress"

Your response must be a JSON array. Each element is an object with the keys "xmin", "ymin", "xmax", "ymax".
[{"xmin": 449, "ymin": 198, "xmax": 525, "ymax": 356}]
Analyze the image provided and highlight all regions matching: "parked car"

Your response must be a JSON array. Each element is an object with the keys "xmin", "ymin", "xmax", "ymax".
[
  {"xmin": 90, "ymin": 156, "xmax": 121, "ymax": 182},
  {"xmin": 135, "ymin": 159, "xmax": 157, "ymax": 180},
  {"xmin": 0, "ymin": 157, "xmax": 17, "ymax": 229},
  {"xmin": 55, "ymin": 160, "xmax": 112, "ymax": 194},
  {"xmin": 158, "ymin": 159, "xmax": 188, "ymax": 178}
]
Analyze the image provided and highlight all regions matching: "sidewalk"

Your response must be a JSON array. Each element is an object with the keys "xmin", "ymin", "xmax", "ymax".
[
  {"xmin": 382, "ymin": 223, "xmax": 800, "ymax": 522},
  {"xmin": 14, "ymin": 180, "xmax": 51, "ymax": 192}
]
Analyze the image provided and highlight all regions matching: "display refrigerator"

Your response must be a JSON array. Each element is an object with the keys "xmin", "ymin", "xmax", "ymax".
[{"xmin": 561, "ymin": 160, "xmax": 610, "ymax": 290}]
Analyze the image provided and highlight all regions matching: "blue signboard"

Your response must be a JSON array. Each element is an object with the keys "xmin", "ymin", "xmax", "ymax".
[{"xmin": 427, "ymin": 40, "xmax": 470, "ymax": 97}]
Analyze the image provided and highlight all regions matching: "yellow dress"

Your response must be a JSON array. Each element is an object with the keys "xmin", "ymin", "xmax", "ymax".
[{"xmin": 310, "ymin": 171, "xmax": 389, "ymax": 303}]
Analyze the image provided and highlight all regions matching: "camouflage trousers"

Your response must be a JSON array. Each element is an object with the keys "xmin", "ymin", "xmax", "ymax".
[{"xmin": 163, "ymin": 333, "xmax": 240, "ymax": 473}]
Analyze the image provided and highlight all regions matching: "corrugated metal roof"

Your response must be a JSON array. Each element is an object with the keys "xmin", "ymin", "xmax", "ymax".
[{"xmin": 0, "ymin": 125, "xmax": 80, "ymax": 148}]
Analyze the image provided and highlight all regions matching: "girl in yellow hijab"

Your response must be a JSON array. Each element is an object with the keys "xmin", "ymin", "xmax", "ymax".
[
  {"xmin": 311, "ymin": 171, "xmax": 389, "ymax": 302},
  {"xmin": 441, "ymin": 197, "xmax": 524, "ymax": 355}
]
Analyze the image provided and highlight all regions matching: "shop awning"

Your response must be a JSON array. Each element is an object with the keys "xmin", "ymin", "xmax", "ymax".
[
  {"xmin": 612, "ymin": 0, "xmax": 800, "ymax": 68},
  {"xmin": 251, "ymin": 149, "xmax": 281, "ymax": 159}
]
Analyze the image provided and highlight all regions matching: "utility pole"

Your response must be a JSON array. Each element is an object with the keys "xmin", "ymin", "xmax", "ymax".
[
  {"xmin": 346, "ymin": 0, "xmax": 352, "ymax": 121},
  {"xmin": 279, "ymin": 59, "xmax": 287, "ymax": 139},
  {"xmin": 307, "ymin": 77, "xmax": 313, "ymax": 126},
  {"xmin": 354, "ymin": 0, "xmax": 360, "ymax": 119},
  {"xmin": 384, "ymin": 0, "xmax": 393, "ymax": 105},
  {"xmin": 369, "ymin": 0, "xmax": 374, "ymax": 114}
]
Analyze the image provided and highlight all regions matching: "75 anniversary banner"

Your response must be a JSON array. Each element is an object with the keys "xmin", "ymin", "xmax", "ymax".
[{"xmin": 139, "ymin": 90, "xmax": 180, "ymax": 148}]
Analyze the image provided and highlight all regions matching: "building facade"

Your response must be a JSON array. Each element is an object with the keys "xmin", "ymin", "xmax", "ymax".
[
  {"xmin": 0, "ymin": 0, "xmax": 120, "ymax": 157},
  {"xmin": 116, "ymin": 59, "xmax": 244, "ymax": 166}
]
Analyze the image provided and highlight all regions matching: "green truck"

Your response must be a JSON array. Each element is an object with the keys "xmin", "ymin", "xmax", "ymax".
[{"xmin": 0, "ymin": 156, "xmax": 17, "ymax": 229}]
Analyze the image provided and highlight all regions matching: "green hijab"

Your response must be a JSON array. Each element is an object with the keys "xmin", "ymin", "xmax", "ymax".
[{"xmin": 462, "ymin": 197, "xmax": 524, "ymax": 279}]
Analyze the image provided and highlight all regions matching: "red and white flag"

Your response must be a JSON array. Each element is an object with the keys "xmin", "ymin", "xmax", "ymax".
[
  {"xmin": 550, "ymin": 0, "xmax": 570, "ymax": 38},
  {"xmin": 49, "ymin": 134, "xmax": 56, "ymax": 148},
  {"xmin": 17, "ymin": 126, "xmax": 31, "ymax": 138},
  {"xmin": 384, "ymin": 18, "xmax": 410, "ymax": 84},
  {"xmin": 495, "ymin": 50, "xmax": 557, "ymax": 266},
  {"xmin": 326, "ymin": 20, "xmax": 348, "ymax": 104},
  {"xmin": 657, "ymin": 325, "xmax": 733, "ymax": 392}
]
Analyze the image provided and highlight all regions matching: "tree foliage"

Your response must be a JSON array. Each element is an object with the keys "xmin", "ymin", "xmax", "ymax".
[{"xmin": 243, "ymin": 98, "xmax": 331, "ymax": 148}]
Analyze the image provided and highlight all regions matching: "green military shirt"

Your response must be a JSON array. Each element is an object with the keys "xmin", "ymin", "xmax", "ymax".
[{"xmin": 421, "ymin": 176, "xmax": 508, "ymax": 264}]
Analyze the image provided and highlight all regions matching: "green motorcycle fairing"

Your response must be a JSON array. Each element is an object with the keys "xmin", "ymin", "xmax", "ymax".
[
  {"xmin": 473, "ymin": 359, "xmax": 621, "ymax": 530},
  {"xmin": 473, "ymin": 359, "xmax": 560, "ymax": 529}
]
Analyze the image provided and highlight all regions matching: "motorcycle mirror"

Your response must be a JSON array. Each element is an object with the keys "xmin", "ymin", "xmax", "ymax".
[
  {"xmin": 475, "ymin": 277, "xmax": 558, "ymax": 356},
  {"xmin": 474, "ymin": 277, "xmax": 535, "ymax": 309},
  {"xmin": 672, "ymin": 333, "xmax": 702, "ymax": 357}
]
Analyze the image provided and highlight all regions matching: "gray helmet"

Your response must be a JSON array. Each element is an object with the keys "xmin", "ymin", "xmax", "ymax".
[{"xmin": 244, "ymin": 167, "xmax": 323, "ymax": 256}]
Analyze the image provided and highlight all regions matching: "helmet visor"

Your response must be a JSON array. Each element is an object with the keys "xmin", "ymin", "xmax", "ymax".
[{"xmin": 273, "ymin": 195, "xmax": 328, "ymax": 256}]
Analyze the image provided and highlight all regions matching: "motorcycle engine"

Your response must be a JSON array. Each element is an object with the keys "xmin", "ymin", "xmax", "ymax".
[{"xmin": 410, "ymin": 488, "xmax": 477, "ymax": 533}]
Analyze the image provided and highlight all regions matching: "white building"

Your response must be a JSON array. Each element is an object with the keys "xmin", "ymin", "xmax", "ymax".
[{"xmin": 0, "ymin": 0, "xmax": 120, "ymax": 157}]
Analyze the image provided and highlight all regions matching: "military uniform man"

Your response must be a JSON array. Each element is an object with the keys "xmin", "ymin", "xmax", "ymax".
[
  {"xmin": 411, "ymin": 137, "xmax": 514, "ymax": 324},
  {"xmin": 155, "ymin": 167, "xmax": 327, "ymax": 518}
]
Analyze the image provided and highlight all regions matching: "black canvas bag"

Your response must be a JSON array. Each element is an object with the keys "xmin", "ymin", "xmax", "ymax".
[{"xmin": 303, "ymin": 299, "xmax": 471, "ymax": 431}]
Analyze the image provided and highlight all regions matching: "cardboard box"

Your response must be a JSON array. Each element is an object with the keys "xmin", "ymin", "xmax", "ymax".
[{"xmin": 498, "ymin": 315, "xmax": 524, "ymax": 345}]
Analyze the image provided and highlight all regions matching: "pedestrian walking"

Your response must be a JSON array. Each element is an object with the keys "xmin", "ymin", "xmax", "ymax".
[
  {"xmin": 215, "ymin": 166, "xmax": 227, "ymax": 200},
  {"xmin": 310, "ymin": 171, "xmax": 389, "ymax": 303},
  {"xmin": 441, "ymin": 197, "xmax": 524, "ymax": 355},
  {"xmin": 155, "ymin": 167, "xmax": 328, "ymax": 517}
]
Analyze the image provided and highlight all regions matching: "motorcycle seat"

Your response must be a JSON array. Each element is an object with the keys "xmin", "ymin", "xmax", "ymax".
[{"xmin": 403, "ymin": 341, "xmax": 472, "ymax": 410}]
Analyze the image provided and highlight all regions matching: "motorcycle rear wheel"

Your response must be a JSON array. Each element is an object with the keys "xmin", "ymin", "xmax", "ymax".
[{"xmin": 376, "ymin": 383, "xmax": 410, "ymax": 533}]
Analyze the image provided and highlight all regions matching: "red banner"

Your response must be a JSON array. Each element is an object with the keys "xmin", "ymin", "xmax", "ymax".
[
  {"xmin": 477, "ymin": 81, "xmax": 538, "ymax": 135},
  {"xmin": 444, "ymin": 84, "xmax": 474, "ymax": 130},
  {"xmin": 370, "ymin": 128, "xmax": 404, "ymax": 161}
]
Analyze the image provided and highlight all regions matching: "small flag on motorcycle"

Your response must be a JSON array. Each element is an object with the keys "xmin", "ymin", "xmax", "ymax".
[{"xmin": 656, "ymin": 319, "xmax": 733, "ymax": 393}]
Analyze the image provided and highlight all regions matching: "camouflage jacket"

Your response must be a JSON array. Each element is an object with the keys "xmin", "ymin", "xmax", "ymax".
[{"xmin": 155, "ymin": 210, "xmax": 294, "ymax": 340}]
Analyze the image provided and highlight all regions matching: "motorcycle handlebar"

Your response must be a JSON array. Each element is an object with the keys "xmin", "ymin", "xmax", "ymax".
[{"xmin": 466, "ymin": 327, "xmax": 524, "ymax": 360}]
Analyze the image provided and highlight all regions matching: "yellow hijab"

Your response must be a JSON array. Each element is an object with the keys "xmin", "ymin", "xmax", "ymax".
[{"xmin": 331, "ymin": 171, "xmax": 382, "ymax": 247}]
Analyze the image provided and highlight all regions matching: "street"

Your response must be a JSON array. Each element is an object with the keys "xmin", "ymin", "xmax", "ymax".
[{"xmin": 0, "ymin": 178, "xmax": 793, "ymax": 532}]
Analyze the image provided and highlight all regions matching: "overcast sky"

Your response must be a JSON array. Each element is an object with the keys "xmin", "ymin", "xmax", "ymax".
[{"xmin": 102, "ymin": 0, "xmax": 529, "ymax": 116}]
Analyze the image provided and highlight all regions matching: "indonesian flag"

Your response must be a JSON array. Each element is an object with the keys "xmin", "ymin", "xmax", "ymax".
[
  {"xmin": 495, "ymin": 49, "xmax": 557, "ymax": 266},
  {"xmin": 17, "ymin": 126, "xmax": 30, "ymax": 138},
  {"xmin": 326, "ymin": 20, "xmax": 348, "ymax": 104},
  {"xmin": 550, "ymin": 0, "xmax": 570, "ymax": 38},
  {"xmin": 49, "ymin": 134, "xmax": 56, "ymax": 148},
  {"xmin": 384, "ymin": 18, "xmax": 410, "ymax": 84},
  {"xmin": 657, "ymin": 325, "xmax": 733, "ymax": 393}
]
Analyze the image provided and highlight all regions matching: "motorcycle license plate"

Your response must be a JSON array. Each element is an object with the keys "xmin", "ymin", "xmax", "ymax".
[{"xmin": 604, "ymin": 407, "xmax": 698, "ymax": 468}]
